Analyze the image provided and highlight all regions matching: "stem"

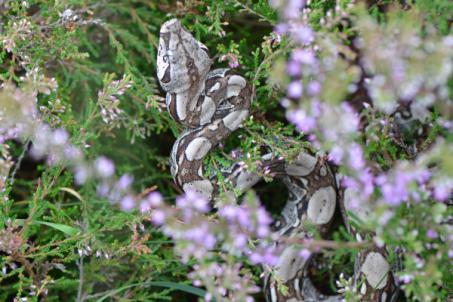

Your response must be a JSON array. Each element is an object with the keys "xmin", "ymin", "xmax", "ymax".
[
  {"xmin": 9, "ymin": 140, "xmax": 30, "ymax": 186},
  {"xmin": 251, "ymin": 46, "xmax": 288, "ymax": 103},
  {"xmin": 282, "ymin": 237, "xmax": 374, "ymax": 250},
  {"xmin": 77, "ymin": 255, "xmax": 84, "ymax": 302},
  {"xmin": 231, "ymin": 0, "xmax": 275, "ymax": 24}
]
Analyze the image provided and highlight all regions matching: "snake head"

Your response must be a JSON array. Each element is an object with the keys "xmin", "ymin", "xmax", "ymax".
[{"xmin": 157, "ymin": 19, "xmax": 212, "ymax": 94}]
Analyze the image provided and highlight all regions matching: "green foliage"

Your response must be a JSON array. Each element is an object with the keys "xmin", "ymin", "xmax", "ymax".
[{"xmin": 1, "ymin": 0, "xmax": 452, "ymax": 301}]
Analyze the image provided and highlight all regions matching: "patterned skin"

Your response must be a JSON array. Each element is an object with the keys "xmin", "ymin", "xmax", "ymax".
[{"xmin": 157, "ymin": 19, "xmax": 398, "ymax": 302}]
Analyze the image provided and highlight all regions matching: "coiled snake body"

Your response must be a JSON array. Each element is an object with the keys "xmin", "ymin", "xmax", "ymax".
[{"xmin": 157, "ymin": 19, "xmax": 398, "ymax": 302}]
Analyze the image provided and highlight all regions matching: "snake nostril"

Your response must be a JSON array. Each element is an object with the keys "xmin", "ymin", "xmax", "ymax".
[{"xmin": 160, "ymin": 66, "xmax": 171, "ymax": 83}]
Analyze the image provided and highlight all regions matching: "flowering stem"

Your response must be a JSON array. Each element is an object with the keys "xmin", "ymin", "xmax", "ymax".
[{"xmin": 282, "ymin": 237, "xmax": 374, "ymax": 250}]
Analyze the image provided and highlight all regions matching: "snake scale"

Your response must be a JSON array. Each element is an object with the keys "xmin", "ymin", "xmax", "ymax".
[{"xmin": 157, "ymin": 19, "xmax": 399, "ymax": 302}]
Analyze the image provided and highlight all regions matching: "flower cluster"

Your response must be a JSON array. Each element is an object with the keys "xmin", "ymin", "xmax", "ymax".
[
  {"xmin": 0, "ymin": 75, "xmax": 141, "ymax": 210},
  {"xmin": 190, "ymin": 260, "xmax": 259, "ymax": 302},
  {"xmin": 0, "ymin": 83, "xmax": 38, "ymax": 142},
  {"xmin": 139, "ymin": 190, "xmax": 276, "ymax": 301},
  {"xmin": 1, "ymin": 76, "xmax": 277, "ymax": 302},
  {"xmin": 1, "ymin": 19, "xmax": 32, "ymax": 53},
  {"xmin": 270, "ymin": 1, "xmax": 452, "ymax": 300},
  {"xmin": 159, "ymin": 192, "xmax": 276, "ymax": 261},
  {"xmin": 273, "ymin": 1, "xmax": 452, "ymax": 207},
  {"xmin": 358, "ymin": 16, "xmax": 452, "ymax": 117},
  {"xmin": 97, "ymin": 74, "xmax": 133, "ymax": 125},
  {"xmin": 220, "ymin": 53, "xmax": 240, "ymax": 68}
]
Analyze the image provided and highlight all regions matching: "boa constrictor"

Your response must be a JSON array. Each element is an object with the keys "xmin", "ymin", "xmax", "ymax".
[{"xmin": 157, "ymin": 19, "xmax": 399, "ymax": 302}]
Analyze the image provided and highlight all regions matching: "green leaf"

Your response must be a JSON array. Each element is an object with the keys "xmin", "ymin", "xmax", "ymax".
[
  {"xmin": 59, "ymin": 187, "xmax": 84, "ymax": 202},
  {"xmin": 15, "ymin": 219, "xmax": 79, "ymax": 236},
  {"xmin": 34, "ymin": 221, "xmax": 79, "ymax": 236},
  {"xmin": 95, "ymin": 281, "xmax": 211, "ymax": 302}
]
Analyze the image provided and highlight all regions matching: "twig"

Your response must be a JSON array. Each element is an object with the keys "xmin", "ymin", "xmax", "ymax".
[
  {"xmin": 137, "ymin": 185, "xmax": 158, "ymax": 199},
  {"xmin": 231, "ymin": 0, "xmax": 274, "ymax": 24},
  {"xmin": 282, "ymin": 237, "xmax": 374, "ymax": 250},
  {"xmin": 77, "ymin": 255, "xmax": 84, "ymax": 302},
  {"xmin": 9, "ymin": 140, "xmax": 30, "ymax": 186},
  {"xmin": 251, "ymin": 46, "xmax": 288, "ymax": 102}
]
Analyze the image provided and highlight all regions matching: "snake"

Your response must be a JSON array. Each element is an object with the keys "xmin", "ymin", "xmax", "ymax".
[{"xmin": 157, "ymin": 19, "xmax": 399, "ymax": 302}]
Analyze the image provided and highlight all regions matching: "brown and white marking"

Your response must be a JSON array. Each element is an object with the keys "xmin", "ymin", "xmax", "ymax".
[{"xmin": 157, "ymin": 19, "xmax": 399, "ymax": 302}]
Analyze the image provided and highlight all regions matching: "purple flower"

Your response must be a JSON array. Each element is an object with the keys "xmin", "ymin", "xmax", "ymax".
[
  {"xmin": 177, "ymin": 190, "xmax": 209, "ymax": 214},
  {"xmin": 139, "ymin": 200, "xmax": 151, "ymax": 213},
  {"xmin": 74, "ymin": 165, "xmax": 89, "ymax": 185},
  {"xmin": 120, "ymin": 195, "xmax": 135, "ymax": 211},
  {"xmin": 347, "ymin": 144, "xmax": 365, "ymax": 170},
  {"xmin": 52, "ymin": 128, "xmax": 68, "ymax": 145},
  {"xmin": 96, "ymin": 183, "xmax": 110, "ymax": 197},
  {"xmin": 186, "ymin": 226, "xmax": 207, "ymax": 242},
  {"xmin": 359, "ymin": 170, "xmax": 375, "ymax": 197},
  {"xmin": 249, "ymin": 252, "xmax": 263, "ymax": 264},
  {"xmin": 274, "ymin": 23, "xmax": 289, "ymax": 35},
  {"xmin": 415, "ymin": 169, "xmax": 430, "ymax": 184},
  {"xmin": 140, "ymin": 192, "xmax": 162, "ymax": 213},
  {"xmin": 229, "ymin": 57, "xmax": 239, "ymax": 68},
  {"xmin": 291, "ymin": 24, "xmax": 314, "ymax": 45},
  {"xmin": 256, "ymin": 226, "xmax": 269, "ymax": 238},
  {"xmin": 433, "ymin": 181, "xmax": 452, "ymax": 201},
  {"xmin": 205, "ymin": 293, "xmax": 213, "ymax": 302},
  {"xmin": 203, "ymin": 233, "xmax": 216, "ymax": 249},
  {"xmin": 299, "ymin": 248, "xmax": 311, "ymax": 260},
  {"xmin": 291, "ymin": 49, "xmax": 315, "ymax": 65},
  {"xmin": 147, "ymin": 191, "xmax": 163, "ymax": 206},
  {"xmin": 398, "ymin": 274, "xmax": 414, "ymax": 284},
  {"xmin": 328, "ymin": 146, "xmax": 344, "ymax": 165},
  {"xmin": 340, "ymin": 103, "xmax": 360, "ymax": 132},
  {"xmin": 234, "ymin": 234, "xmax": 247, "ymax": 248},
  {"xmin": 287, "ymin": 60, "xmax": 301, "ymax": 76},
  {"xmin": 287, "ymin": 81, "xmax": 303, "ymax": 99},
  {"xmin": 237, "ymin": 209, "xmax": 252, "ymax": 229},
  {"xmin": 151, "ymin": 210, "xmax": 166, "ymax": 225},
  {"xmin": 286, "ymin": 109, "xmax": 316, "ymax": 133},
  {"xmin": 219, "ymin": 204, "xmax": 238, "ymax": 220},
  {"xmin": 46, "ymin": 153, "xmax": 60, "ymax": 166},
  {"xmin": 283, "ymin": 0, "xmax": 305, "ymax": 19},
  {"xmin": 391, "ymin": 61, "xmax": 406, "ymax": 82},
  {"xmin": 63, "ymin": 145, "xmax": 82, "ymax": 161},
  {"xmin": 192, "ymin": 195, "xmax": 210, "ymax": 213},
  {"xmin": 343, "ymin": 176, "xmax": 359, "ymax": 190},
  {"xmin": 176, "ymin": 195, "xmax": 189, "ymax": 208},
  {"xmin": 117, "ymin": 174, "xmax": 133, "ymax": 191},
  {"xmin": 426, "ymin": 229, "xmax": 438, "ymax": 239},
  {"xmin": 94, "ymin": 156, "xmax": 115, "ymax": 178},
  {"xmin": 377, "ymin": 170, "xmax": 420, "ymax": 206},
  {"xmin": 307, "ymin": 81, "xmax": 321, "ymax": 95},
  {"xmin": 261, "ymin": 247, "xmax": 278, "ymax": 265},
  {"xmin": 256, "ymin": 208, "xmax": 272, "ymax": 225},
  {"xmin": 381, "ymin": 183, "xmax": 402, "ymax": 206}
]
